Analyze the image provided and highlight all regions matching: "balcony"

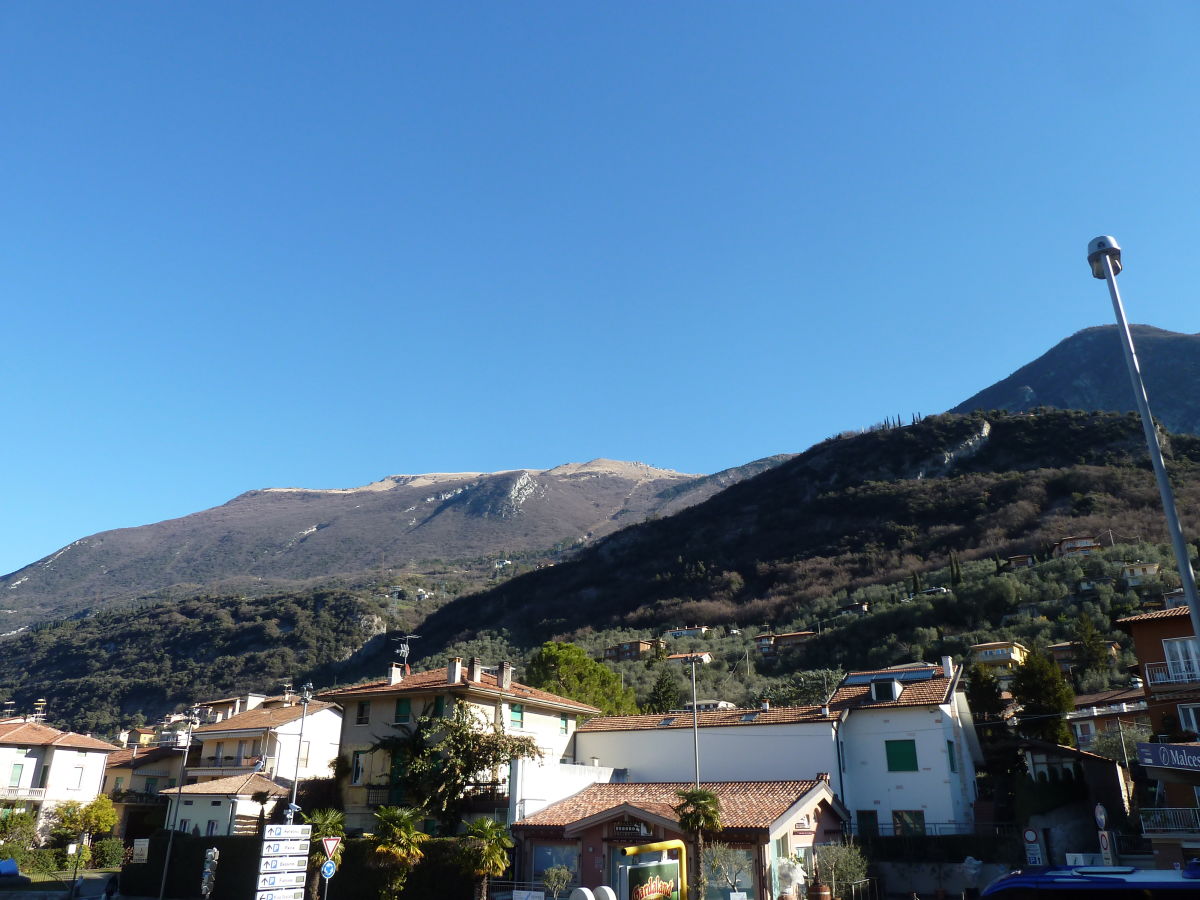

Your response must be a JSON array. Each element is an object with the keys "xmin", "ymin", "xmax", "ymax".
[
  {"xmin": 1140, "ymin": 807, "xmax": 1200, "ymax": 833},
  {"xmin": 0, "ymin": 786, "xmax": 45, "ymax": 801},
  {"xmin": 1143, "ymin": 663, "xmax": 1200, "ymax": 687},
  {"xmin": 110, "ymin": 789, "xmax": 168, "ymax": 806}
]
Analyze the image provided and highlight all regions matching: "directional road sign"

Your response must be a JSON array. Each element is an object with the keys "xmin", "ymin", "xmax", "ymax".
[
  {"xmin": 258, "ymin": 872, "xmax": 308, "ymax": 890},
  {"xmin": 256, "ymin": 890, "xmax": 305, "ymax": 900},
  {"xmin": 264, "ymin": 824, "xmax": 313, "ymax": 840},
  {"xmin": 259, "ymin": 855, "xmax": 309, "ymax": 874},
  {"xmin": 262, "ymin": 839, "xmax": 311, "ymax": 856}
]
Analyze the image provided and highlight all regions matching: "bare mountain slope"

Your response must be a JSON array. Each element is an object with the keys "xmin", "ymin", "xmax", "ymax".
[
  {"xmin": 953, "ymin": 325, "xmax": 1200, "ymax": 433},
  {"xmin": 2, "ymin": 456, "xmax": 789, "ymax": 626}
]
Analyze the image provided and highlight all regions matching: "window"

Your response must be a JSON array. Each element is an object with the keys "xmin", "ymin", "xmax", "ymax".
[
  {"xmin": 183, "ymin": 800, "xmax": 194, "ymax": 806},
  {"xmin": 145, "ymin": 777, "xmax": 159, "ymax": 794},
  {"xmin": 394, "ymin": 698, "xmax": 411, "ymax": 725},
  {"xmin": 178, "ymin": 819, "xmax": 190, "ymax": 833},
  {"xmin": 433, "ymin": 695, "xmax": 446, "ymax": 718},
  {"xmin": 856, "ymin": 810, "xmax": 879, "ymax": 837},
  {"xmin": 356, "ymin": 701, "xmax": 370, "ymax": 725},
  {"xmin": 210, "ymin": 800, "xmax": 221, "ymax": 807},
  {"xmin": 1179, "ymin": 704, "xmax": 1200, "ymax": 734},
  {"xmin": 510, "ymin": 704, "xmax": 525, "ymax": 729},
  {"xmin": 1164, "ymin": 637, "xmax": 1200, "ymax": 681},
  {"xmin": 8, "ymin": 764, "xmax": 22, "ymax": 788},
  {"xmin": 892, "ymin": 810, "xmax": 926, "ymax": 835},
  {"xmin": 114, "ymin": 776, "xmax": 124, "ymax": 792},
  {"xmin": 206, "ymin": 820, "xmax": 217, "ymax": 836},
  {"xmin": 351, "ymin": 751, "xmax": 367, "ymax": 785},
  {"xmin": 560, "ymin": 714, "xmax": 570, "ymax": 735},
  {"xmin": 214, "ymin": 741, "xmax": 224, "ymax": 762},
  {"xmin": 947, "ymin": 740, "xmax": 958, "ymax": 773},
  {"xmin": 885, "ymin": 739, "xmax": 918, "ymax": 772},
  {"xmin": 298, "ymin": 740, "xmax": 310, "ymax": 768}
]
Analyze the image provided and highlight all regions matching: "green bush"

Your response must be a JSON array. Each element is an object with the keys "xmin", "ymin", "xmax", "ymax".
[{"xmin": 92, "ymin": 837, "xmax": 126, "ymax": 869}]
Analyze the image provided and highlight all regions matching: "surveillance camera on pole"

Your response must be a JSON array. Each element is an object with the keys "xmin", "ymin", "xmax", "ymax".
[{"xmin": 1086, "ymin": 235, "xmax": 1200, "ymax": 641}]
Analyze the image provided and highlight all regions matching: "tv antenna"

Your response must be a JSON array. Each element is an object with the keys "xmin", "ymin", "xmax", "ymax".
[{"xmin": 393, "ymin": 634, "xmax": 421, "ymax": 665}]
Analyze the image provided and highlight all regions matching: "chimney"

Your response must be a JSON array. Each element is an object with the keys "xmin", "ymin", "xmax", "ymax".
[
  {"xmin": 468, "ymin": 657, "xmax": 483, "ymax": 683},
  {"xmin": 499, "ymin": 661, "xmax": 513, "ymax": 690},
  {"xmin": 447, "ymin": 657, "xmax": 464, "ymax": 684},
  {"xmin": 761, "ymin": 699, "xmax": 770, "ymax": 710},
  {"xmin": 941, "ymin": 655, "xmax": 955, "ymax": 678},
  {"xmin": 821, "ymin": 705, "xmax": 830, "ymax": 718},
  {"xmin": 817, "ymin": 771, "xmax": 830, "ymax": 783},
  {"xmin": 389, "ymin": 663, "xmax": 405, "ymax": 686}
]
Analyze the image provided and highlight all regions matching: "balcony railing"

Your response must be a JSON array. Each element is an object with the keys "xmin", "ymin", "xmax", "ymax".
[
  {"xmin": 110, "ymin": 789, "xmax": 169, "ymax": 805},
  {"xmin": 0, "ymin": 786, "xmax": 45, "ymax": 801},
  {"xmin": 1144, "ymin": 663, "xmax": 1200, "ymax": 686},
  {"xmin": 199, "ymin": 755, "xmax": 263, "ymax": 768},
  {"xmin": 1141, "ymin": 808, "xmax": 1200, "ymax": 833}
]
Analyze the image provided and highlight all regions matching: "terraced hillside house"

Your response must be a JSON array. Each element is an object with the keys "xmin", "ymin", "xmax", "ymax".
[
  {"xmin": 0, "ymin": 718, "xmax": 118, "ymax": 836},
  {"xmin": 511, "ymin": 779, "xmax": 848, "ymax": 900},
  {"xmin": 323, "ymin": 657, "xmax": 600, "ymax": 832},
  {"xmin": 571, "ymin": 658, "xmax": 981, "ymax": 837},
  {"xmin": 189, "ymin": 694, "xmax": 341, "ymax": 789}
]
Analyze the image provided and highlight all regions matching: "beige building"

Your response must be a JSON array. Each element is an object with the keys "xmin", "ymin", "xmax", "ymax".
[{"xmin": 322, "ymin": 657, "xmax": 598, "ymax": 833}]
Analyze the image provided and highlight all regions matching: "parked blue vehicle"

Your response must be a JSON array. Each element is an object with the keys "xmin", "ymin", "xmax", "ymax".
[{"xmin": 982, "ymin": 863, "xmax": 1200, "ymax": 897}]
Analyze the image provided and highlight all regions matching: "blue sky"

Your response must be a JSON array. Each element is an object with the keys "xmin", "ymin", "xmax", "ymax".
[{"xmin": 4, "ymin": 3, "xmax": 1200, "ymax": 577}]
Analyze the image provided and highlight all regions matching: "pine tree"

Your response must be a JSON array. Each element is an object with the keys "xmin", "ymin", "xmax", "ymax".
[
  {"xmin": 645, "ymin": 663, "xmax": 682, "ymax": 714},
  {"xmin": 1011, "ymin": 652, "xmax": 1074, "ymax": 745}
]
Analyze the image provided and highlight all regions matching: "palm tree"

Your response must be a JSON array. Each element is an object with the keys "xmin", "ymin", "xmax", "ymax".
[
  {"xmin": 369, "ymin": 806, "xmax": 429, "ymax": 900},
  {"xmin": 301, "ymin": 808, "xmax": 345, "ymax": 900},
  {"xmin": 461, "ymin": 817, "xmax": 514, "ymax": 900},
  {"xmin": 673, "ymin": 788, "xmax": 722, "ymax": 899}
]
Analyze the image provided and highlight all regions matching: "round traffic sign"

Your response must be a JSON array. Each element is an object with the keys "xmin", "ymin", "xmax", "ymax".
[
  {"xmin": 1023, "ymin": 828, "xmax": 1038, "ymax": 844},
  {"xmin": 321, "ymin": 859, "xmax": 336, "ymax": 879},
  {"xmin": 1094, "ymin": 803, "xmax": 1108, "ymax": 829}
]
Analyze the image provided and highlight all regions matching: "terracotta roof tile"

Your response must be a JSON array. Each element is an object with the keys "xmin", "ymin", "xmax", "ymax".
[
  {"xmin": 106, "ymin": 746, "xmax": 181, "ymax": 770},
  {"xmin": 320, "ymin": 667, "xmax": 600, "ymax": 714},
  {"xmin": 194, "ymin": 701, "xmax": 335, "ymax": 734},
  {"xmin": 1117, "ymin": 607, "xmax": 1191, "ymax": 624},
  {"xmin": 0, "ymin": 721, "xmax": 119, "ymax": 752},
  {"xmin": 827, "ymin": 665, "xmax": 954, "ymax": 711},
  {"xmin": 175, "ymin": 773, "xmax": 286, "ymax": 796},
  {"xmin": 514, "ymin": 781, "xmax": 823, "ymax": 830},
  {"xmin": 578, "ymin": 706, "xmax": 833, "ymax": 733}
]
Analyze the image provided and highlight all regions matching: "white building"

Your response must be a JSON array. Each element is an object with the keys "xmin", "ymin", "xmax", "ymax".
[
  {"xmin": 189, "ymin": 698, "xmax": 341, "ymax": 788},
  {"xmin": 322, "ymin": 657, "xmax": 599, "ymax": 832},
  {"xmin": 569, "ymin": 658, "xmax": 981, "ymax": 836},
  {"xmin": 163, "ymin": 772, "xmax": 286, "ymax": 837},
  {"xmin": 0, "ymin": 719, "xmax": 119, "ymax": 835}
]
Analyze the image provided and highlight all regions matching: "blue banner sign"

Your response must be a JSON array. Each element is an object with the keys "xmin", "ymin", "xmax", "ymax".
[{"xmin": 1137, "ymin": 742, "xmax": 1200, "ymax": 771}]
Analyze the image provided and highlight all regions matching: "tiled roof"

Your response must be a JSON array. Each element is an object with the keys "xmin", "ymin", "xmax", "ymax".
[
  {"xmin": 320, "ymin": 667, "xmax": 600, "ymax": 714},
  {"xmin": 1117, "ymin": 607, "xmax": 1190, "ymax": 624},
  {"xmin": 106, "ymin": 746, "xmax": 181, "ymax": 770},
  {"xmin": 514, "ymin": 781, "xmax": 824, "ymax": 830},
  {"xmin": 578, "ymin": 706, "xmax": 833, "ymax": 733},
  {"xmin": 0, "ymin": 721, "xmax": 119, "ymax": 752},
  {"xmin": 827, "ymin": 665, "xmax": 954, "ymax": 710},
  {"xmin": 194, "ymin": 701, "xmax": 335, "ymax": 734},
  {"xmin": 1072, "ymin": 687, "xmax": 1145, "ymax": 710},
  {"xmin": 175, "ymin": 773, "xmax": 286, "ymax": 796}
]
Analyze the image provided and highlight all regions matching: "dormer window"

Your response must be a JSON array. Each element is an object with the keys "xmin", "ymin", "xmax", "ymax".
[{"xmin": 870, "ymin": 679, "xmax": 900, "ymax": 702}]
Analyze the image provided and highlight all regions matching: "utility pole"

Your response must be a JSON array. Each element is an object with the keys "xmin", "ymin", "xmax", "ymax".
[{"xmin": 1087, "ymin": 236, "xmax": 1200, "ymax": 642}]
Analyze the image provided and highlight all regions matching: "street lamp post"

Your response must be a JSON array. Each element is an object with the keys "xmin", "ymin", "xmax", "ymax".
[
  {"xmin": 685, "ymin": 655, "xmax": 705, "ymax": 788},
  {"xmin": 158, "ymin": 707, "xmax": 200, "ymax": 900},
  {"xmin": 1087, "ymin": 236, "xmax": 1200, "ymax": 642},
  {"xmin": 284, "ymin": 683, "xmax": 314, "ymax": 825}
]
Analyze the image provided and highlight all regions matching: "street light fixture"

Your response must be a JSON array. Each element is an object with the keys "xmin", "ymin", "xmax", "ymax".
[
  {"xmin": 1087, "ymin": 236, "xmax": 1200, "ymax": 641},
  {"xmin": 158, "ymin": 707, "xmax": 200, "ymax": 900},
  {"xmin": 284, "ymin": 683, "xmax": 314, "ymax": 825},
  {"xmin": 684, "ymin": 655, "xmax": 707, "ymax": 788}
]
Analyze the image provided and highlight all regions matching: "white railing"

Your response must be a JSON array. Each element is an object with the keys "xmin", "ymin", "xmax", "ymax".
[
  {"xmin": 0, "ymin": 786, "xmax": 46, "ymax": 800},
  {"xmin": 1144, "ymin": 662, "xmax": 1200, "ymax": 686},
  {"xmin": 1141, "ymin": 807, "xmax": 1200, "ymax": 833}
]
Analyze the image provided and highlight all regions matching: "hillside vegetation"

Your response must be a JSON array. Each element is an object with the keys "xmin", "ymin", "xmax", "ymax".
[{"xmin": 3, "ymin": 409, "xmax": 1196, "ymax": 733}]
